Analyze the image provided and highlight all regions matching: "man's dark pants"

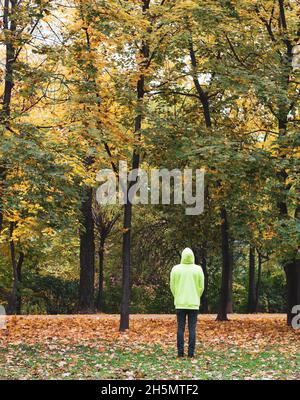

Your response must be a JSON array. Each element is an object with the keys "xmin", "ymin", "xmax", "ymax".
[{"xmin": 176, "ymin": 309, "xmax": 198, "ymax": 357}]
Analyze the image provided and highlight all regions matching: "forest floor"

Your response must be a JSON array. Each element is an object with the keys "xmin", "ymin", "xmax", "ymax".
[{"xmin": 0, "ymin": 314, "xmax": 299, "ymax": 380}]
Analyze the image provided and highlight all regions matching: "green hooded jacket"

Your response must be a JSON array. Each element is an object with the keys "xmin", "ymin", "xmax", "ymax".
[{"xmin": 170, "ymin": 248, "xmax": 205, "ymax": 310}]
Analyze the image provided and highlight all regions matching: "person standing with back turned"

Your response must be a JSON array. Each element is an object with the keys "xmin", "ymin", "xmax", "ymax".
[{"xmin": 170, "ymin": 247, "xmax": 205, "ymax": 358}]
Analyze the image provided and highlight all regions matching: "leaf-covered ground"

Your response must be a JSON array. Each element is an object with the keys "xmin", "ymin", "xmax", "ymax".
[{"xmin": 0, "ymin": 314, "xmax": 299, "ymax": 380}]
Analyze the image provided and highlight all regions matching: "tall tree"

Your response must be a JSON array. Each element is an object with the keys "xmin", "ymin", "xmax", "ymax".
[
  {"xmin": 120, "ymin": 0, "xmax": 151, "ymax": 331},
  {"xmin": 247, "ymin": 245, "xmax": 256, "ymax": 313},
  {"xmin": 188, "ymin": 29, "xmax": 233, "ymax": 321},
  {"xmin": 253, "ymin": 0, "xmax": 300, "ymax": 325},
  {"xmin": 0, "ymin": 0, "xmax": 56, "ymax": 313}
]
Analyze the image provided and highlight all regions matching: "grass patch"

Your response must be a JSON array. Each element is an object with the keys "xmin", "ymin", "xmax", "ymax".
[{"xmin": 1, "ymin": 341, "xmax": 299, "ymax": 380}]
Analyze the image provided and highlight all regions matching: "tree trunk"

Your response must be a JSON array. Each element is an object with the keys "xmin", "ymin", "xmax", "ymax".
[
  {"xmin": 119, "ymin": 102, "xmax": 144, "ymax": 331},
  {"xmin": 96, "ymin": 237, "xmax": 105, "ymax": 312},
  {"xmin": 226, "ymin": 273, "xmax": 233, "ymax": 314},
  {"xmin": 277, "ymin": 1, "xmax": 299, "ymax": 325},
  {"xmin": 247, "ymin": 245, "xmax": 256, "ymax": 313},
  {"xmin": 193, "ymin": 246, "xmax": 209, "ymax": 313},
  {"xmin": 216, "ymin": 207, "xmax": 231, "ymax": 321},
  {"xmin": 285, "ymin": 259, "xmax": 300, "ymax": 326},
  {"xmin": 189, "ymin": 36, "xmax": 233, "ymax": 319},
  {"xmin": 119, "ymin": 0, "xmax": 150, "ymax": 332},
  {"xmin": 16, "ymin": 251, "xmax": 24, "ymax": 314},
  {"xmin": 0, "ymin": 0, "xmax": 17, "ymax": 233},
  {"xmin": 226, "ymin": 244, "xmax": 234, "ymax": 313},
  {"xmin": 7, "ymin": 222, "xmax": 24, "ymax": 315},
  {"xmin": 79, "ymin": 185, "xmax": 95, "ymax": 313},
  {"xmin": 7, "ymin": 222, "xmax": 17, "ymax": 314},
  {"xmin": 188, "ymin": 37, "xmax": 212, "ymax": 128},
  {"xmin": 254, "ymin": 251, "xmax": 262, "ymax": 312},
  {"xmin": 120, "ymin": 201, "xmax": 133, "ymax": 331},
  {"xmin": 0, "ymin": 167, "xmax": 6, "ymax": 234},
  {"xmin": 119, "ymin": 148, "xmax": 142, "ymax": 330},
  {"xmin": 2, "ymin": 0, "xmax": 16, "ymax": 121},
  {"xmin": 201, "ymin": 252, "xmax": 209, "ymax": 313},
  {"xmin": 7, "ymin": 279, "xmax": 18, "ymax": 315}
]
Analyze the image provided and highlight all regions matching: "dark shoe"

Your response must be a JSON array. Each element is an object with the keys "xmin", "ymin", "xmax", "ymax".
[{"xmin": 177, "ymin": 353, "xmax": 184, "ymax": 358}]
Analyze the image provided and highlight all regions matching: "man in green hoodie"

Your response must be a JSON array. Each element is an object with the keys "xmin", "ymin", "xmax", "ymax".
[{"xmin": 170, "ymin": 248, "xmax": 204, "ymax": 358}]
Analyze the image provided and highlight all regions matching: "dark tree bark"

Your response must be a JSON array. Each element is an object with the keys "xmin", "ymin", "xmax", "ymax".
[
  {"xmin": 200, "ymin": 251, "xmax": 209, "ymax": 313},
  {"xmin": 226, "ymin": 244, "xmax": 234, "ymax": 314},
  {"xmin": 0, "ymin": 171, "xmax": 4, "ymax": 233},
  {"xmin": 7, "ymin": 222, "xmax": 17, "ymax": 314},
  {"xmin": 120, "ymin": 200, "xmax": 133, "ymax": 330},
  {"xmin": 254, "ymin": 250, "xmax": 263, "ymax": 312},
  {"xmin": 0, "ymin": 0, "xmax": 17, "ymax": 233},
  {"xmin": 119, "ymin": 0, "xmax": 150, "ymax": 331},
  {"xmin": 120, "ymin": 126, "xmax": 143, "ymax": 330},
  {"xmin": 247, "ymin": 245, "xmax": 256, "ymax": 313},
  {"xmin": 7, "ymin": 222, "xmax": 24, "ymax": 315},
  {"xmin": 16, "ymin": 251, "xmax": 24, "ymax": 314},
  {"xmin": 96, "ymin": 236, "xmax": 105, "ymax": 312},
  {"xmin": 188, "ymin": 39, "xmax": 212, "ymax": 128},
  {"xmin": 285, "ymin": 260, "xmax": 300, "ymax": 326},
  {"xmin": 216, "ymin": 207, "xmax": 232, "ymax": 321},
  {"xmin": 79, "ymin": 184, "xmax": 95, "ymax": 314},
  {"xmin": 1, "ymin": 0, "xmax": 16, "ymax": 121},
  {"xmin": 193, "ymin": 245, "xmax": 209, "ymax": 313},
  {"xmin": 226, "ymin": 273, "xmax": 233, "ymax": 314}
]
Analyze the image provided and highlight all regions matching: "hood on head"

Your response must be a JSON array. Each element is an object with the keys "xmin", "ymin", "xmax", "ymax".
[{"xmin": 181, "ymin": 247, "xmax": 195, "ymax": 264}]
